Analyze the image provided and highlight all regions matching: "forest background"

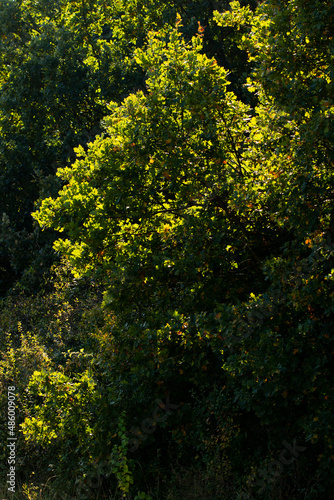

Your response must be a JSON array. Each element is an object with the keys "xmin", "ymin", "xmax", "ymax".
[{"xmin": 0, "ymin": 0, "xmax": 333, "ymax": 498}]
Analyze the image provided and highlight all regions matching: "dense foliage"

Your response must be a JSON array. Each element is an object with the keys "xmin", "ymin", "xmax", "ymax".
[{"xmin": 1, "ymin": 0, "xmax": 333, "ymax": 498}]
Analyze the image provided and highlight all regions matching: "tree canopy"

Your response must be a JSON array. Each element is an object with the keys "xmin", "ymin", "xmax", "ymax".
[{"xmin": 1, "ymin": 0, "xmax": 333, "ymax": 498}]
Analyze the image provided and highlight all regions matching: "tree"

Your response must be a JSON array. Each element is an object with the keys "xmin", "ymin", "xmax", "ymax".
[
  {"xmin": 33, "ymin": 24, "xmax": 267, "ymax": 317},
  {"xmin": 0, "ymin": 0, "xmax": 255, "ymax": 295},
  {"xmin": 33, "ymin": 3, "xmax": 334, "ymax": 496}
]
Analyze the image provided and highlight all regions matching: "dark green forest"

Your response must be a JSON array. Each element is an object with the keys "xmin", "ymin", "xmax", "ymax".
[{"xmin": 0, "ymin": 0, "xmax": 333, "ymax": 498}]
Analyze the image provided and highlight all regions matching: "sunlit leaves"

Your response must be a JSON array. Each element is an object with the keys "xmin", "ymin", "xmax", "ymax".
[
  {"xmin": 21, "ymin": 369, "xmax": 98, "ymax": 446},
  {"xmin": 34, "ymin": 25, "xmax": 259, "ymax": 312}
]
